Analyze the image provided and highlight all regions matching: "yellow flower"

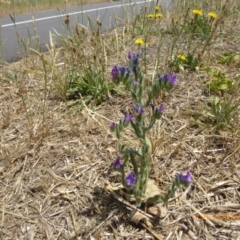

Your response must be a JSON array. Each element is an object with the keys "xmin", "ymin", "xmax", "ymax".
[
  {"xmin": 147, "ymin": 14, "xmax": 154, "ymax": 19},
  {"xmin": 135, "ymin": 38, "xmax": 144, "ymax": 45},
  {"xmin": 178, "ymin": 54, "xmax": 186, "ymax": 61},
  {"xmin": 155, "ymin": 14, "xmax": 163, "ymax": 18},
  {"xmin": 208, "ymin": 12, "xmax": 217, "ymax": 19},
  {"xmin": 172, "ymin": 18, "xmax": 179, "ymax": 23},
  {"xmin": 154, "ymin": 6, "xmax": 160, "ymax": 12},
  {"xmin": 192, "ymin": 9, "xmax": 203, "ymax": 16}
]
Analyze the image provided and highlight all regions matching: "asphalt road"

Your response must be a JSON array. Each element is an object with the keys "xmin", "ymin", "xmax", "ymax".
[{"xmin": 0, "ymin": 0, "xmax": 173, "ymax": 62}]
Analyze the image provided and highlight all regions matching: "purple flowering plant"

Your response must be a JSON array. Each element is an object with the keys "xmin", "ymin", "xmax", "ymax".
[
  {"xmin": 113, "ymin": 157, "xmax": 123, "ymax": 169},
  {"xmin": 111, "ymin": 66, "xmax": 131, "ymax": 85},
  {"xmin": 161, "ymin": 170, "xmax": 193, "ymax": 205},
  {"xmin": 111, "ymin": 52, "xmax": 192, "ymax": 206},
  {"xmin": 126, "ymin": 172, "xmax": 137, "ymax": 186}
]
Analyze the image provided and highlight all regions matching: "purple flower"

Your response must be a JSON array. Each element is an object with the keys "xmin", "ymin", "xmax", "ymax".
[
  {"xmin": 110, "ymin": 122, "xmax": 117, "ymax": 129},
  {"xmin": 132, "ymin": 80, "xmax": 138, "ymax": 86},
  {"xmin": 176, "ymin": 170, "xmax": 192, "ymax": 185},
  {"xmin": 150, "ymin": 103, "xmax": 165, "ymax": 119},
  {"xmin": 132, "ymin": 65, "xmax": 137, "ymax": 75},
  {"xmin": 111, "ymin": 66, "xmax": 119, "ymax": 78},
  {"xmin": 150, "ymin": 103, "xmax": 154, "ymax": 111},
  {"xmin": 113, "ymin": 157, "xmax": 123, "ymax": 169},
  {"xmin": 158, "ymin": 74, "xmax": 178, "ymax": 86},
  {"xmin": 134, "ymin": 103, "xmax": 145, "ymax": 116},
  {"xmin": 127, "ymin": 52, "xmax": 132, "ymax": 59},
  {"xmin": 124, "ymin": 114, "xmax": 133, "ymax": 123},
  {"xmin": 111, "ymin": 66, "xmax": 131, "ymax": 81},
  {"xmin": 126, "ymin": 172, "xmax": 137, "ymax": 186},
  {"xmin": 128, "ymin": 52, "xmax": 139, "ymax": 65},
  {"xmin": 150, "ymin": 103, "xmax": 165, "ymax": 113},
  {"xmin": 167, "ymin": 74, "xmax": 178, "ymax": 85},
  {"xmin": 119, "ymin": 67, "xmax": 130, "ymax": 77},
  {"xmin": 159, "ymin": 103, "xmax": 165, "ymax": 112}
]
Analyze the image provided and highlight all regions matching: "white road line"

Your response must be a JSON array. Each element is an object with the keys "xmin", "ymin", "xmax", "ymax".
[{"xmin": 1, "ymin": 0, "xmax": 155, "ymax": 28}]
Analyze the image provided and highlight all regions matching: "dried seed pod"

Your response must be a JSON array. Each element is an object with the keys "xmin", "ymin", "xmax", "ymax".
[
  {"xmin": 96, "ymin": 29, "xmax": 100, "ymax": 37},
  {"xmin": 68, "ymin": 37, "xmax": 74, "ymax": 43},
  {"xmin": 75, "ymin": 25, "xmax": 80, "ymax": 37},
  {"xmin": 96, "ymin": 19, "xmax": 102, "ymax": 26},
  {"xmin": 81, "ymin": 27, "xmax": 87, "ymax": 34},
  {"xmin": 64, "ymin": 15, "xmax": 70, "ymax": 25},
  {"xmin": 68, "ymin": 46, "xmax": 76, "ymax": 53}
]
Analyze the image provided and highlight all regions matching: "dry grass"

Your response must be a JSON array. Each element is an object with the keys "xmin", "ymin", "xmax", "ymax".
[
  {"xmin": 0, "ymin": 0, "xmax": 108, "ymax": 18},
  {"xmin": 0, "ymin": 0, "xmax": 240, "ymax": 239}
]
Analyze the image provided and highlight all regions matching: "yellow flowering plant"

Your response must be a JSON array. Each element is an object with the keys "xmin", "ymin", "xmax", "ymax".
[
  {"xmin": 146, "ymin": 6, "xmax": 163, "ymax": 22},
  {"xmin": 166, "ymin": 17, "xmax": 181, "ymax": 35},
  {"xmin": 208, "ymin": 12, "xmax": 218, "ymax": 19},
  {"xmin": 172, "ymin": 53, "xmax": 200, "ymax": 71},
  {"xmin": 154, "ymin": 6, "xmax": 160, "ymax": 12},
  {"xmin": 192, "ymin": 9, "xmax": 203, "ymax": 16},
  {"xmin": 155, "ymin": 14, "xmax": 163, "ymax": 19},
  {"xmin": 188, "ymin": 9, "xmax": 219, "ymax": 40},
  {"xmin": 147, "ymin": 14, "xmax": 154, "ymax": 19},
  {"xmin": 135, "ymin": 38, "xmax": 144, "ymax": 45},
  {"xmin": 178, "ymin": 54, "xmax": 186, "ymax": 61}
]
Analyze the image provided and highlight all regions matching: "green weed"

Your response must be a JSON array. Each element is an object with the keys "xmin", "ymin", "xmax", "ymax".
[
  {"xmin": 205, "ymin": 68, "xmax": 234, "ymax": 94},
  {"xmin": 209, "ymin": 96, "xmax": 239, "ymax": 130},
  {"xmin": 67, "ymin": 66, "xmax": 116, "ymax": 107},
  {"xmin": 218, "ymin": 52, "xmax": 240, "ymax": 66}
]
